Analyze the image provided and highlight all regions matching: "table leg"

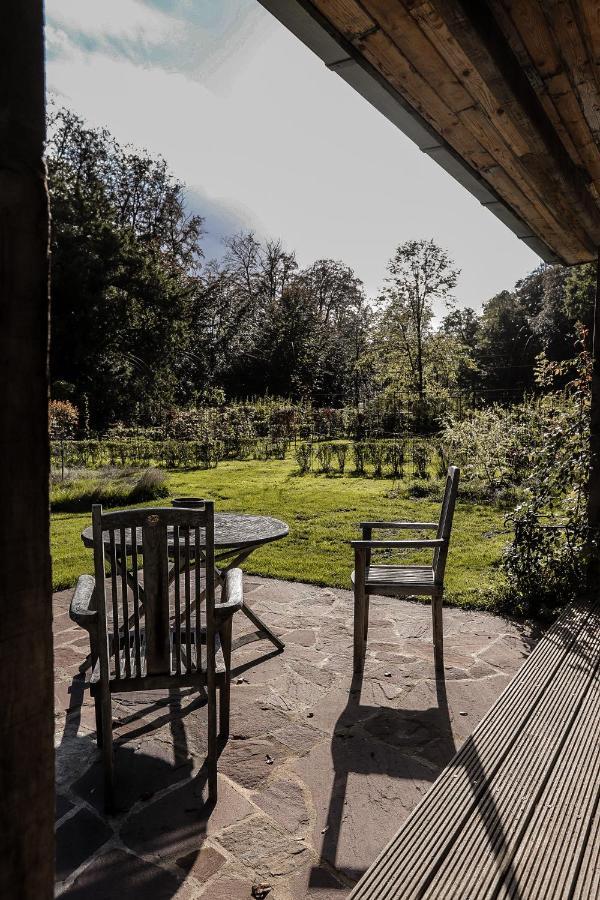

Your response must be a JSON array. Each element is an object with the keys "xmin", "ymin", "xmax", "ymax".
[
  {"xmin": 216, "ymin": 546, "xmax": 285, "ymax": 652},
  {"xmin": 236, "ymin": 601, "xmax": 285, "ymax": 652},
  {"xmin": 108, "ymin": 541, "xmax": 285, "ymax": 654}
]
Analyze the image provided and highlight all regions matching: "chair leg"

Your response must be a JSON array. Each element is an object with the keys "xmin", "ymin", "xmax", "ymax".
[
  {"xmin": 207, "ymin": 678, "xmax": 218, "ymax": 803},
  {"xmin": 363, "ymin": 595, "xmax": 370, "ymax": 643},
  {"xmin": 100, "ymin": 689, "xmax": 115, "ymax": 813},
  {"xmin": 432, "ymin": 590, "xmax": 444, "ymax": 673},
  {"xmin": 94, "ymin": 693, "xmax": 103, "ymax": 748},
  {"xmin": 353, "ymin": 585, "xmax": 367, "ymax": 673},
  {"xmin": 219, "ymin": 618, "xmax": 232, "ymax": 741}
]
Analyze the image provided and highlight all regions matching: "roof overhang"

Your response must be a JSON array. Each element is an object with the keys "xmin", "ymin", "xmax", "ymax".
[{"xmin": 257, "ymin": 1, "xmax": 600, "ymax": 266}]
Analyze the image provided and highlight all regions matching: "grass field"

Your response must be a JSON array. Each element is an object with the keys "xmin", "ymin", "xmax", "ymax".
[{"xmin": 51, "ymin": 457, "xmax": 509, "ymax": 609}]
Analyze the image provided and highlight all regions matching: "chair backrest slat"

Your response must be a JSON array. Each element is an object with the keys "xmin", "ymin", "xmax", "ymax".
[
  {"xmin": 131, "ymin": 536, "xmax": 142, "ymax": 676},
  {"xmin": 143, "ymin": 516, "xmax": 171, "ymax": 675},
  {"xmin": 91, "ymin": 504, "xmax": 216, "ymax": 685},
  {"xmin": 119, "ymin": 526, "xmax": 131, "ymax": 679},
  {"xmin": 173, "ymin": 524, "xmax": 181, "ymax": 676},
  {"xmin": 433, "ymin": 466, "xmax": 460, "ymax": 583},
  {"xmin": 195, "ymin": 525, "xmax": 201, "ymax": 671},
  {"xmin": 184, "ymin": 528, "xmax": 192, "ymax": 674},
  {"xmin": 108, "ymin": 531, "xmax": 120, "ymax": 679}
]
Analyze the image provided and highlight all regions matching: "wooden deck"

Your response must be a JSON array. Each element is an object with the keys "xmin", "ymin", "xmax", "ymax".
[{"xmin": 350, "ymin": 602, "xmax": 600, "ymax": 900}]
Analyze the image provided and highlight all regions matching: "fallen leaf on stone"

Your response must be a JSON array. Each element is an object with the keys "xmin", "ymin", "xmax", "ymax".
[
  {"xmin": 251, "ymin": 882, "xmax": 272, "ymax": 898},
  {"xmin": 321, "ymin": 826, "xmax": 329, "ymax": 834},
  {"xmin": 307, "ymin": 712, "xmax": 314, "ymax": 718},
  {"xmin": 265, "ymin": 754, "xmax": 274, "ymax": 765},
  {"xmin": 384, "ymin": 672, "xmax": 392, "ymax": 677},
  {"xmin": 459, "ymin": 710, "xmax": 468, "ymax": 716},
  {"xmin": 236, "ymin": 677, "xmax": 249, "ymax": 685}
]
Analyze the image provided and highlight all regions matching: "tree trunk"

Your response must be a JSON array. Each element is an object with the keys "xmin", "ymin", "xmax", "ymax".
[
  {"xmin": 0, "ymin": 3, "xmax": 54, "ymax": 898},
  {"xmin": 416, "ymin": 328, "xmax": 424, "ymax": 402}
]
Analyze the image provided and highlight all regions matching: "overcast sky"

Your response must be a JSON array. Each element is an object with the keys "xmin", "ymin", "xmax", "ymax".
[{"xmin": 45, "ymin": 0, "xmax": 541, "ymax": 309}]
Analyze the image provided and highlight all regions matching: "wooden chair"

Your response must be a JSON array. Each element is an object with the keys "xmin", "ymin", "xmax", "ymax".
[
  {"xmin": 69, "ymin": 502, "xmax": 243, "ymax": 811},
  {"xmin": 352, "ymin": 465, "xmax": 460, "ymax": 674}
]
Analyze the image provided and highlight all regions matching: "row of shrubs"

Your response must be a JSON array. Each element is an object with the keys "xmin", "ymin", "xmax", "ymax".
[
  {"xmin": 51, "ymin": 395, "xmax": 450, "ymax": 445},
  {"xmin": 294, "ymin": 440, "xmax": 448, "ymax": 479},
  {"xmin": 51, "ymin": 437, "xmax": 291, "ymax": 470}
]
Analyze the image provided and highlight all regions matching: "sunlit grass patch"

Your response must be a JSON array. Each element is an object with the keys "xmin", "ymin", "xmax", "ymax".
[{"xmin": 51, "ymin": 456, "xmax": 508, "ymax": 608}]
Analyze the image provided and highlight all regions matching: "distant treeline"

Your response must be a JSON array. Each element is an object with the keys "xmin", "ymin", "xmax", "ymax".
[{"xmin": 48, "ymin": 107, "xmax": 595, "ymax": 432}]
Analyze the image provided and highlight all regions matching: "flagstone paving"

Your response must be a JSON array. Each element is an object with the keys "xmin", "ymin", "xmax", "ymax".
[{"xmin": 54, "ymin": 577, "xmax": 538, "ymax": 899}]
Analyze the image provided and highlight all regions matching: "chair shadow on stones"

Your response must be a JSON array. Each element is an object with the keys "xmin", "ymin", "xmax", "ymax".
[
  {"xmin": 311, "ymin": 669, "xmax": 457, "ymax": 889},
  {"xmin": 56, "ymin": 661, "xmax": 220, "ymax": 899}
]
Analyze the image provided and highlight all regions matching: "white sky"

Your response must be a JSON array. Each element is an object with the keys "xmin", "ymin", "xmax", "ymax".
[{"xmin": 45, "ymin": 0, "xmax": 541, "ymax": 309}]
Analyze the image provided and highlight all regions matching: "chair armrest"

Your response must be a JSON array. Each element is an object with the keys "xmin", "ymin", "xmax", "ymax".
[
  {"xmin": 359, "ymin": 521, "xmax": 438, "ymax": 530},
  {"xmin": 69, "ymin": 574, "xmax": 97, "ymax": 631},
  {"xmin": 215, "ymin": 568, "xmax": 244, "ymax": 620},
  {"xmin": 352, "ymin": 539, "xmax": 446, "ymax": 549}
]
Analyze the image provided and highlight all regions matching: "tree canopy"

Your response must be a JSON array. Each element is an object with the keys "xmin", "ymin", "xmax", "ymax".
[{"xmin": 47, "ymin": 107, "xmax": 596, "ymax": 433}]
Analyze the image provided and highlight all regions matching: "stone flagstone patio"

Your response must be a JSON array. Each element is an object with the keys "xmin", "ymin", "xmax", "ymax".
[{"xmin": 54, "ymin": 577, "xmax": 537, "ymax": 899}]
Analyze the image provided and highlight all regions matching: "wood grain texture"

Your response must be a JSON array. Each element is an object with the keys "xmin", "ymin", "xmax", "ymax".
[
  {"xmin": 349, "ymin": 603, "xmax": 600, "ymax": 899},
  {"xmin": 80, "ymin": 503, "xmax": 241, "ymax": 808},
  {"xmin": 305, "ymin": 0, "xmax": 600, "ymax": 262},
  {"xmin": 351, "ymin": 467, "xmax": 459, "ymax": 665},
  {"xmin": 0, "ymin": 2, "xmax": 53, "ymax": 895}
]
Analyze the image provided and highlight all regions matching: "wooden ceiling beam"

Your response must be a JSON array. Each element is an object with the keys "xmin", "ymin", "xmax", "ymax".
[
  {"xmin": 429, "ymin": 0, "xmax": 600, "ymax": 248},
  {"xmin": 372, "ymin": 0, "xmax": 590, "ymax": 256},
  {"xmin": 287, "ymin": 0, "xmax": 600, "ymax": 261},
  {"xmin": 491, "ymin": 1, "xmax": 600, "ymax": 190}
]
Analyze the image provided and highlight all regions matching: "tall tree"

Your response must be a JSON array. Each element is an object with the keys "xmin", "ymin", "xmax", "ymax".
[
  {"xmin": 377, "ymin": 239, "xmax": 459, "ymax": 401},
  {"xmin": 47, "ymin": 107, "xmax": 205, "ymax": 426}
]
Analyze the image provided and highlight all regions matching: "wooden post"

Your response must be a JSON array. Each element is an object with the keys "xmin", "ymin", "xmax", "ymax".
[
  {"xmin": 587, "ymin": 252, "xmax": 600, "ymax": 593},
  {"xmin": 0, "ymin": 3, "xmax": 53, "ymax": 898}
]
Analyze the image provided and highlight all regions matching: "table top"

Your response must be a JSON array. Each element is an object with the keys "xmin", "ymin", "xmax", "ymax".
[{"xmin": 81, "ymin": 512, "xmax": 289, "ymax": 551}]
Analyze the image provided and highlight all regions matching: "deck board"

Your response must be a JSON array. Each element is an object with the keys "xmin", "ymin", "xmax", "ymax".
[{"xmin": 349, "ymin": 603, "xmax": 600, "ymax": 900}]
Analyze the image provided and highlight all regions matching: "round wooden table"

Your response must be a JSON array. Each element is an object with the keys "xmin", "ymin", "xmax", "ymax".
[
  {"xmin": 81, "ymin": 513, "xmax": 289, "ymax": 554},
  {"xmin": 81, "ymin": 512, "xmax": 289, "ymax": 652}
]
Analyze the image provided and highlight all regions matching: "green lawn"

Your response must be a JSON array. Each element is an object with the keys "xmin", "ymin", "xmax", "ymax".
[{"xmin": 51, "ymin": 458, "xmax": 508, "ymax": 609}]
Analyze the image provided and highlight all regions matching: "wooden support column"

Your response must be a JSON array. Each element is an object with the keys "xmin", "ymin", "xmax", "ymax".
[
  {"xmin": 0, "ymin": 3, "xmax": 54, "ymax": 898},
  {"xmin": 587, "ymin": 251, "xmax": 600, "ymax": 594}
]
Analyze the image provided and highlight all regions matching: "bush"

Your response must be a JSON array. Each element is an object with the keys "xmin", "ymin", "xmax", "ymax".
[
  {"xmin": 412, "ymin": 442, "xmax": 430, "ymax": 479},
  {"xmin": 295, "ymin": 442, "xmax": 313, "ymax": 474},
  {"xmin": 352, "ymin": 441, "xmax": 367, "ymax": 475},
  {"xmin": 498, "ymin": 340, "xmax": 591, "ymax": 618},
  {"xmin": 334, "ymin": 443, "xmax": 349, "ymax": 474},
  {"xmin": 50, "ymin": 399, "xmax": 79, "ymax": 440},
  {"xmin": 366, "ymin": 441, "xmax": 386, "ymax": 477},
  {"xmin": 315, "ymin": 442, "xmax": 334, "ymax": 474},
  {"xmin": 386, "ymin": 441, "xmax": 405, "ymax": 479},
  {"xmin": 51, "ymin": 467, "xmax": 169, "ymax": 512},
  {"xmin": 436, "ymin": 442, "xmax": 450, "ymax": 479},
  {"xmin": 441, "ymin": 405, "xmax": 533, "ymax": 496},
  {"xmin": 129, "ymin": 468, "xmax": 170, "ymax": 503}
]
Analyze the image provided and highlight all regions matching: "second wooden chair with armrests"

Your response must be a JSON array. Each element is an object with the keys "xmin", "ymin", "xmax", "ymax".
[{"xmin": 351, "ymin": 465, "xmax": 460, "ymax": 674}]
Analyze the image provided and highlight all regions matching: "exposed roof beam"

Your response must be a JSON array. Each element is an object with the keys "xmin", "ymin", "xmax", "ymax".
[
  {"xmin": 257, "ymin": 0, "xmax": 560, "ymax": 263},
  {"xmin": 433, "ymin": 0, "xmax": 600, "ymax": 250}
]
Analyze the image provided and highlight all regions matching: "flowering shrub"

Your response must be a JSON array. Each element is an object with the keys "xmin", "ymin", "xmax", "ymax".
[{"xmin": 50, "ymin": 399, "xmax": 78, "ymax": 440}]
